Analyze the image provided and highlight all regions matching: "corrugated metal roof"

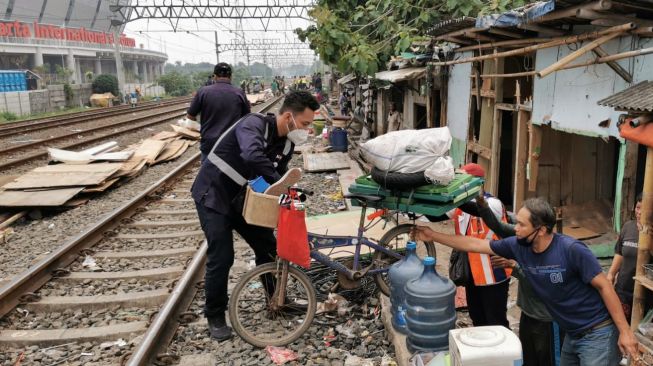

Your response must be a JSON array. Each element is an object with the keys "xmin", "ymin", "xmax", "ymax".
[
  {"xmin": 597, "ymin": 81, "xmax": 653, "ymax": 112},
  {"xmin": 374, "ymin": 67, "xmax": 426, "ymax": 82},
  {"xmin": 426, "ymin": 17, "xmax": 477, "ymax": 37}
]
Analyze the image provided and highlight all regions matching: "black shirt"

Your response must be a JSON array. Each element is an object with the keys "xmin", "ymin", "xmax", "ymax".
[
  {"xmin": 614, "ymin": 220, "xmax": 640, "ymax": 304},
  {"xmin": 187, "ymin": 80, "xmax": 250, "ymax": 155}
]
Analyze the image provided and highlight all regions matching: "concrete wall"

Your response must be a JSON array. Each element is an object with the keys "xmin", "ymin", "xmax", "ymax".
[
  {"xmin": 0, "ymin": 83, "xmax": 94, "ymax": 116},
  {"xmin": 124, "ymin": 83, "xmax": 165, "ymax": 98}
]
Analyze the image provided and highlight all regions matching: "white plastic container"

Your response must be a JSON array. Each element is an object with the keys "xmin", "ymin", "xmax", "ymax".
[{"xmin": 449, "ymin": 326, "xmax": 522, "ymax": 366}]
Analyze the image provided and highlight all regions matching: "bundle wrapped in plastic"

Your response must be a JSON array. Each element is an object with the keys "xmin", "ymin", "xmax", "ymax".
[{"xmin": 361, "ymin": 127, "xmax": 454, "ymax": 185}]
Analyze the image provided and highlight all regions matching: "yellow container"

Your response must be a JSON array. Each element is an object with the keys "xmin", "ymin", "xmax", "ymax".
[{"xmin": 242, "ymin": 186, "xmax": 279, "ymax": 228}]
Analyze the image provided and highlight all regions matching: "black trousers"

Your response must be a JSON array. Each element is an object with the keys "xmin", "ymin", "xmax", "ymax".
[
  {"xmin": 464, "ymin": 279, "xmax": 509, "ymax": 327},
  {"xmin": 195, "ymin": 202, "xmax": 277, "ymax": 319},
  {"xmin": 520, "ymin": 312, "xmax": 565, "ymax": 366}
]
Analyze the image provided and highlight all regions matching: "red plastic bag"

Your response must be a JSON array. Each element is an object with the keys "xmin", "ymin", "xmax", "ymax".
[{"xmin": 276, "ymin": 201, "xmax": 310, "ymax": 269}]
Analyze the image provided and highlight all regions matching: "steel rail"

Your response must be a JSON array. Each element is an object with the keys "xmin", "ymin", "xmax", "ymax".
[
  {"xmin": 0, "ymin": 105, "xmax": 188, "ymax": 155},
  {"xmin": 0, "ymin": 151, "xmax": 200, "ymax": 318},
  {"xmin": 125, "ymin": 95, "xmax": 284, "ymax": 366},
  {"xmin": 0, "ymin": 98, "xmax": 190, "ymax": 138},
  {"xmin": 0, "ymin": 109, "xmax": 187, "ymax": 171}
]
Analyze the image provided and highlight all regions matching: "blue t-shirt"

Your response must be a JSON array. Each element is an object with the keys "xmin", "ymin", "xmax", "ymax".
[{"xmin": 490, "ymin": 234, "xmax": 609, "ymax": 335}]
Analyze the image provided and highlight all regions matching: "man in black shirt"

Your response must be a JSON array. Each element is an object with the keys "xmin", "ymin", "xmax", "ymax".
[{"xmin": 186, "ymin": 63, "xmax": 250, "ymax": 162}]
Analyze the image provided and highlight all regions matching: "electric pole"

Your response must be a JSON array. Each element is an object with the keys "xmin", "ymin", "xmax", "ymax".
[{"xmin": 214, "ymin": 31, "xmax": 220, "ymax": 63}]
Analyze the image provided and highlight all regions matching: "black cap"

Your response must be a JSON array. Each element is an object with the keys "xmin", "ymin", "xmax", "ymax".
[{"xmin": 214, "ymin": 62, "xmax": 232, "ymax": 77}]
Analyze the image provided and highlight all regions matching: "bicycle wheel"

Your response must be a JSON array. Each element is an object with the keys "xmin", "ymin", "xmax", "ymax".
[
  {"xmin": 373, "ymin": 224, "xmax": 436, "ymax": 296},
  {"xmin": 228, "ymin": 261, "xmax": 317, "ymax": 347}
]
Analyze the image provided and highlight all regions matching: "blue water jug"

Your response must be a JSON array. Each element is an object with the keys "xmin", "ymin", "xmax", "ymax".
[
  {"xmin": 388, "ymin": 241, "xmax": 423, "ymax": 333},
  {"xmin": 405, "ymin": 256, "xmax": 457, "ymax": 353},
  {"xmin": 329, "ymin": 127, "xmax": 348, "ymax": 152}
]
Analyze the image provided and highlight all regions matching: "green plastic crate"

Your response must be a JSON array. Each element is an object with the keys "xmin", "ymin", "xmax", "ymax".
[
  {"xmin": 354, "ymin": 173, "xmax": 476, "ymax": 195},
  {"xmin": 350, "ymin": 187, "xmax": 479, "ymax": 217},
  {"xmin": 349, "ymin": 176, "xmax": 484, "ymax": 203}
]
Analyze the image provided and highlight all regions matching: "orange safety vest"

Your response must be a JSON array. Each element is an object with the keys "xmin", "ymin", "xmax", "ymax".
[{"xmin": 452, "ymin": 208, "xmax": 512, "ymax": 286}]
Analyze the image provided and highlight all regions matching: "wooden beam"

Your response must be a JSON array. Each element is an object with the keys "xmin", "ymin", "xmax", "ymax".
[
  {"xmin": 436, "ymin": 26, "xmax": 489, "ymax": 40},
  {"xmin": 455, "ymin": 37, "xmax": 552, "ymax": 53},
  {"xmin": 488, "ymin": 28, "xmax": 526, "ymax": 39},
  {"xmin": 517, "ymin": 23, "xmax": 566, "ymax": 37},
  {"xmin": 514, "ymin": 110, "xmax": 530, "ymax": 210},
  {"xmin": 434, "ymin": 23, "xmax": 635, "ymax": 66},
  {"xmin": 582, "ymin": 11, "xmax": 653, "ymax": 27},
  {"xmin": 442, "ymin": 36, "xmax": 474, "ymax": 45},
  {"xmin": 537, "ymin": 31, "xmax": 625, "ymax": 78},
  {"xmin": 592, "ymin": 46, "xmax": 633, "ymax": 83},
  {"xmin": 467, "ymin": 140, "xmax": 492, "ymax": 160},
  {"xmin": 471, "ymin": 46, "xmax": 653, "ymax": 78},
  {"xmin": 462, "ymin": 31, "xmax": 497, "ymax": 42},
  {"xmin": 528, "ymin": 123, "xmax": 542, "ymax": 192},
  {"xmin": 489, "ymin": 106, "xmax": 503, "ymax": 195}
]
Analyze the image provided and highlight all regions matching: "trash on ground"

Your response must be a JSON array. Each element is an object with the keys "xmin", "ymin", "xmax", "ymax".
[
  {"xmin": 265, "ymin": 345, "xmax": 299, "ymax": 365},
  {"xmin": 344, "ymin": 355, "xmax": 375, "ymax": 366}
]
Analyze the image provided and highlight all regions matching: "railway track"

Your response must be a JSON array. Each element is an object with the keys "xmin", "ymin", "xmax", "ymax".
[
  {"xmin": 0, "ymin": 97, "xmax": 191, "ymax": 138},
  {"xmin": 0, "ymin": 96, "xmax": 282, "ymax": 366},
  {"xmin": 0, "ymin": 103, "xmax": 190, "ymax": 171}
]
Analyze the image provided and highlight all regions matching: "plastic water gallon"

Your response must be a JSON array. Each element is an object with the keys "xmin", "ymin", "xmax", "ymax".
[
  {"xmin": 388, "ymin": 241, "xmax": 423, "ymax": 333},
  {"xmin": 449, "ymin": 326, "xmax": 522, "ymax": 366},
  {"xmin": 405, "ymin": 256, "xmax": 456, "ymax": 352},
  {"xmin": 329, "ymin": 127, "xmax": 348, "ymax": 152}
]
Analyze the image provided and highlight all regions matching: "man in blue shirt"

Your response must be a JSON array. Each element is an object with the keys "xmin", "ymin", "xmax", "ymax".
[
  {"xmin": 192, "ymin": 91, "xmax": 319, "ymax": 342},
  {"xmin": 186, "ymin": 63, "xmax": 250, "ymax": 162},
  {"xmin": 412, "ymin": 197, "xmax": 639, "ymax": 366}
]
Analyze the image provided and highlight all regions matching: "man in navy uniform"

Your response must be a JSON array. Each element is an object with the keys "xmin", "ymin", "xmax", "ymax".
[
  {"xmin": 192, "ymin": 91, "xmax": 320, "ymax": 341},
  {"xmin": 186, "ymin": 62, "xmax": 250, "ymax": 162}
]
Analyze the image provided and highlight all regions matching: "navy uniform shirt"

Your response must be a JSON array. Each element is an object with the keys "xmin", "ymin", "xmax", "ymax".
[
  {"xmin": 191, "ymin": 113, "xmax": 294, "ymax": 214},
  {"xmin": 187, "ymin": 80, "xmax": 250, "ymax": 155}
]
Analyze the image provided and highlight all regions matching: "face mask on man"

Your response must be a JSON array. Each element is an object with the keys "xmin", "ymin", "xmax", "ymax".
[
  {"xmin": 516, "ymin": 227, "xmax": 541, "ymax": 247},
  {"xmin": 287, "ymin": 114, "xmax": 309, "ymax": 145}
]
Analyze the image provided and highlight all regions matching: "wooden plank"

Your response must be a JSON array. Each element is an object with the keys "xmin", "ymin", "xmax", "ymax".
[
  {"xmin": 154, "ymin": 139, "xmax": 187, "ymax": 164},
  {"xmin": 338, "ymin": 159, "xmax": 365, "ymax": 210},
  {"xmin": 150, "ymin": 131, "xmax": 180, "ymax": 141},
  {"xmin": 0, "ymin": 187, "xmax": 84, "ymax": 207},
  {"xmin": 303, "ymin": 152, "xmax": 351, "ymax": 172},
  {"xmin": 167, "ymin": 140, "xmax": 190, "ymax": 161},
  {"xmin": 528, "ymin": 123, "xmax": 542, "ymax": 192},
  {"xmin": 114, "ymin": 156, "xmax": 148, "ymax": 178},
  {"xmin": 477, "ymin": 58, "xmax": 503, "ymax": 181},
  {"xmin": 489, "ymin": 106, "xmax": 503, "ymax": 195},
  {"xmin": 171, "ymin": 125, "xmax": 200, "ymax": 140},
  {"xmin": 82, "ymin": 178, "xmax": 120, "ymax": 193},
  {"xmin": 513, "ymin": 110, "xmax": 530, "ymax": 210},
  {"xmin": 3, "ymin": 163, "xmax": 122, "ymax": 190},
  {"xmin": 563, "ymin": 226, "xmax": 601, "ymax": 240},
  {"xmin": 466, "ymin": 140, "xmax": 492, "ymax": 160},
  {"xmin": 0, "ymin": 175, "xmax": 18, "ymax": 188},
  {"xmin": 134, "ymin": 139, "xmax": 167, "ymax": 165}
]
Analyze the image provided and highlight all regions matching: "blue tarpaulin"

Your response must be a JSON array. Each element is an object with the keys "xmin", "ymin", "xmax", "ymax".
[{"xmin": 475, "ymin": 0, "xmax": 556, "ymax": 28}]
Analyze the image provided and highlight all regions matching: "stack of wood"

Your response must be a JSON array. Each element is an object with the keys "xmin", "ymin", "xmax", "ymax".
[{"xmin": 0, "ymin": 124, "xmax": 199, "ymax": 209}]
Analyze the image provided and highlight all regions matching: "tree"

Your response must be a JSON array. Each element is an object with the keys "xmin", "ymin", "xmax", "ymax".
[
  {"xmin": 296, "ymin": 0, "xmax": 528, "ymax": 75},
  {"xmin": 92, "ymin": 74, "xmax": 119, "ymax": 96},
  {"xmin": 157, "ymin": 71, "xmax": 193, "ymax": 96}
]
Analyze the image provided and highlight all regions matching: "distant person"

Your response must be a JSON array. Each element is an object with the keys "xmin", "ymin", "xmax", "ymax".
[
  {"xmin": 205, "ymin": 74, "xmax": 216, "ymax": 86},
  {"xmin": 338, "ymin": 91, "xmax": 348, "ymax": 116},
  {"xmin": 387, "ymin": 102, "xmax": 403, "ymax": 131},
  {"xmin": 186, "ymin": 63, "xmax": 250, "ymax": 162},
  {"xmin": 129, "ymin": 90, "xmax": 138, "ymax": 108}
]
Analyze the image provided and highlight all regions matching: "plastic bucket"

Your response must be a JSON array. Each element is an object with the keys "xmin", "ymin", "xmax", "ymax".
[
  {"xmin": 248, "ymin": 176, "xmax": 270, "ymax": 193},
  {"xmin": 312, "ymin": 120, "xmax": 325, "ymax": 134}
]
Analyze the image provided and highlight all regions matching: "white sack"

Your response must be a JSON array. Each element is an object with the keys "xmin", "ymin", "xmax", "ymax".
[{"xmin": 361, "ymin": 127, "xmax": 454, "ymax": 184}]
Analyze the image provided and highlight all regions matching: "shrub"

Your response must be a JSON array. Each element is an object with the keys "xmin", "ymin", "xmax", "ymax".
[
  {"xmin": 92, "ymin": 74, "xmax": 119, "ymax": 96},
  {"xmin": 1, "ymin": 111, "xmax": 17, "ymax": 121}
]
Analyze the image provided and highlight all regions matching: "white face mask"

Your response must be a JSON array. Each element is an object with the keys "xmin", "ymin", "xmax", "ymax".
[{"xmin": 287, "ymin": 114, "xmax": 309, "ymax": 145}]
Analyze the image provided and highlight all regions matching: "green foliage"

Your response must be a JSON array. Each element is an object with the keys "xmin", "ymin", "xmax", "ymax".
[
  {"xmin": 0, "ymin": 111, "xmax": 17, "ymax": 121},
  {"xmin": 85, "ymin": 71, "xmax": 94, "ymax": 82},
  {"xmin": 55, "ymin": 64, "xmax": 73, "ymax": 81},
  {"xmin": 32, "ymin": 63, "xmax": 50, "ymax": 76},
  {"xmin": 63, "ymin": 83, "xmax": 74, "ymax": 106},
  {"xmin": 297, "ymin": 0, "xmax": 529, "ymax": 75},
  {"xmin": 157, "ymin": 71, "xmax": 193, "ymax": 96},
  {"xmin": 92, "ymin": 74, "xmax": 119, "ymax": 96}
]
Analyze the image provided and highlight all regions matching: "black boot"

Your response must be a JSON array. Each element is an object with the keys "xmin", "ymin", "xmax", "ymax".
[{"xmin": 207, "ymin": 313, "xmax": 232, "ymax": 341}]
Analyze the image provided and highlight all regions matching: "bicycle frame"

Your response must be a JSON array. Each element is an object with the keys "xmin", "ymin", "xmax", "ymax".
[{"xmin": 306, "ymin": 205, "xmax": 403, "ymax": 281}]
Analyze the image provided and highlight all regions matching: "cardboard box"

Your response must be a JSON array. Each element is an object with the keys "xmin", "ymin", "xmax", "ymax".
[{"xmin": 242, "ymin": 186, "xmax": 279, "ymax": 228}]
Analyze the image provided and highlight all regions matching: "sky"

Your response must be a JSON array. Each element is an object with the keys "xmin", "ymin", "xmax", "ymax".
[{"xmin": 123, "ymin": 9, "xmax": 316, "ymax": 67}]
